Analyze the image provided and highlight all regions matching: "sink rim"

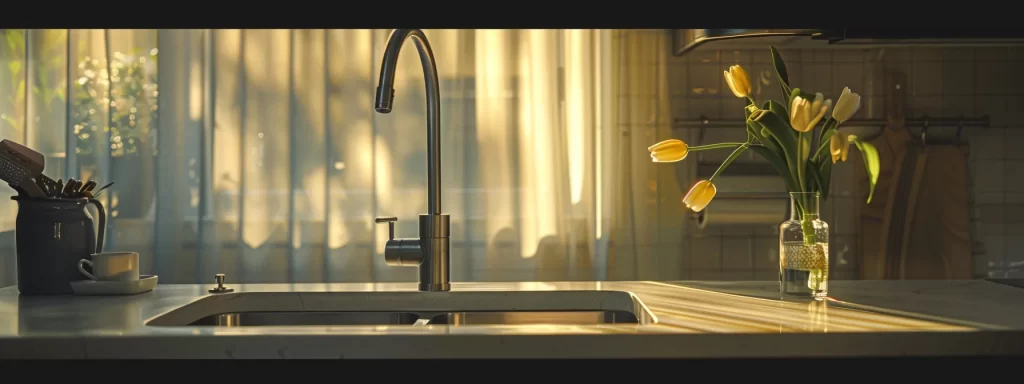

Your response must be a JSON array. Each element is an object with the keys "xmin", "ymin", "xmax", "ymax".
[
  {"xmin": 145, "ymin": 290, "xmax": 659, "ymax": 327},
  {"xmin": 187, "ymin": 310, "xmax": 641, "ymax": 327}
]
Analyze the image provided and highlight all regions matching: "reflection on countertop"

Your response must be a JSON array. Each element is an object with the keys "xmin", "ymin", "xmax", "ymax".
[{"xmin": 1, "ymin": 280, "xmax": 1023, "ymax": 358}]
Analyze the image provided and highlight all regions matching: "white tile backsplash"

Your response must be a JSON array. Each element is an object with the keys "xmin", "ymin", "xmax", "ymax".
[
  {"xmin": 912, "ymin": 62, "xmax": 945, "ymax": 96},
  {"xmin": 975, "ymin": 161, "xmax": 1005, "ymax": 192},
  {"xmin": 688, "ymin": 64, "xmax": 723, "ymax": 96},
  {"xmin": 666, "ymin": 44, "xmax": 1024, "ymax": 279},
  {"xmin": 690, "ymin": 237, "xmax": 722, "ymax": 270},
  {"xmin": 1007, "ymin": 162, "xmax": 1024, "ymax": 192},
  {"xmin": 721, "ymin": 237, "xmax": 754, "ymax": 270},
  {"xmin": 970, "ymin": 131, "xmax": 1003, "ymax": 159},
  {"xmin": 974, "ymin": 62, "xmax": 1009, "ymax": 95},
  {"xmin": 976, "ymin": 47, "xmax": 1009, "ymax": 61},
  {"xmin": 910, "ymin": 95, "xmax": 945, "ymax": 117},
  {"xmin": 753, "ymin": 237, "xmax": 778, "ymax": 270},
  {"xmin": 913, "ymin": 47, "xmax": 945, "ymax": 61},
  {"xmin": 943, "ymin": 62, "xmax": 976, "ymax": 95},
  {"xmin": 1007, "ymin": 127, "xmax": 1024, "ymax": 159},
  {"xmin": 942, "ymin": 47, "xmax": 976, "ymax": 62},
  {"xmin": 833, "ymin": 63, "xmax": 865, "ymax": 93}
]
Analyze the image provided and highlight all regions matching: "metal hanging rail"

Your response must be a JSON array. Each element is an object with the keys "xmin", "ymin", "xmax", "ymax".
[{"xmin": 674, "ymin": 114, "xmax": 991, "ymax": 146}]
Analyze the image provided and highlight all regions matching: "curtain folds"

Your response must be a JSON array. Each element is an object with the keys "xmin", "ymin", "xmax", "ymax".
[{"xmin": 0, "ymin": 29, "xmax": 683, "ymax": 286}]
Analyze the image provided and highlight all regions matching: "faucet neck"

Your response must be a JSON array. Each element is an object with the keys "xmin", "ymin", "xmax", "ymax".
[{"xmin": 374, "ymin": 29, "xmax": 443, "ymax": 215}]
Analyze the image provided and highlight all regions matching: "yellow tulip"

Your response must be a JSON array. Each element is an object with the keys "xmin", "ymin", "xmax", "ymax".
[
  {"xmin": 723, "ymin": 65, "xmax": 752, "ymax": 98},
  {"xmin": 647, "ymin": 139, "xmax": 688, "ymax": 163},
  {"xmin": 682, "ymin": 180, "xmax": 716, "ymax": 212},
  {"xmin": 830, "ymin": 132, "xmax": 850, "ymax": 163},
  {"xmin": 832, "ymin": 87, "xmax": 862, "ymax": 124},
  {"xmin": 789, "ymin": 92, "xmax": 831, "ymax": 133}
]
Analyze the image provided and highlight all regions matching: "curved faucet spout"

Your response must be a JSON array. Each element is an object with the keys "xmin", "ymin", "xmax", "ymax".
[
  {"xmin": 372, "ymin": 29, "xmax": 450, "ymax": 292},
  {"xmin": 374, "ymin": 29, "xmax": 442, "ymax": 215}
]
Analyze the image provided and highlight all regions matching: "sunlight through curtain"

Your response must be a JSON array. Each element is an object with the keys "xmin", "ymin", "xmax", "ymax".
[{"xmin": 0, "ymin": 29, "xmax": 682, "ymax": 286}]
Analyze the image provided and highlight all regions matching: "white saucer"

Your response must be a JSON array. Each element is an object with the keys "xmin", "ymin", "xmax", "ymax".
[{"xmin": 71, "ymin": 275, "xmax": 159, "ymax": 296}]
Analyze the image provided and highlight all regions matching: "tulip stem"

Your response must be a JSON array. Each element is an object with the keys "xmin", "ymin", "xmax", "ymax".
[
  {"xmin": 792, "ymin": 199, "xmax": 818, "ymax": 245},
  {"xmin": 801, "ymin": 215, "xmax": 817, "ymax": 245},
  {"xmin": 708, "ymin": 143, "xmax": 750, "ymax": 182},
  {"xmin": 688, "ymin": 142, "xmax": 748, "ymax": 152}
]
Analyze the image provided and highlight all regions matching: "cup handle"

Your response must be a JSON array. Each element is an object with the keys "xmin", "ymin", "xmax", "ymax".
[
  {"xmin": 78, "ymin": 259, "xmax": 96, "ymax": 280},
  {"xmin": 88, "ymin": 199, "xmax": 106, "ymax": 254}
]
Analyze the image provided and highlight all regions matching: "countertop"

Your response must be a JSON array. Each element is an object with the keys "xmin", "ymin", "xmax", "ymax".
[{"xmin": 2, "ymin": 279, "xmax": 1024, "ymax": 358}]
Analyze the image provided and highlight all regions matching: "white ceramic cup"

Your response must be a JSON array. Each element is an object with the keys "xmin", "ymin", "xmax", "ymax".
[{"xmin": 78, "ymin": 252, "xmax": 140, "ymax": 281}]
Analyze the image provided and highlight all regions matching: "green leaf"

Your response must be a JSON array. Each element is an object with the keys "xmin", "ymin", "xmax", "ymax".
[
  {"xmin": 814, "ymin": 119, "xmax": 837, "ymax": 162},
  {"xmin": 8, "ymin": 60, "xmax": 20, "ymax": 77},
  {"xmin": 5, "ymin": 30, "xmax": 24, "ymax": 55},
  {"xmin": 38, "ymin": 70, "xmax": 49, "ymax": 89},
  {"xmin": 817, "ymin": 118, "xmax": 835, "ymax": 147},
  {"xmin": 814, "ymin": 132, "xmax": 832, "ymax": 162},
  {"xmin": 761, "ymin": 102, "xmax": 798, "ymax": 147},
  {"xmin": 819, "ymin": 158, "xmax": 833, "ymax": 200},
  {"xmin": 0, "ymin": 114, "xmax": 16, "ymax": 129},
  {"xmin": 790, "ymin": 87, "xmax": 802, "ymax": 102},
  {"xmin": 762, "ymin": 131, "xmax": 783, "ymax": 160},
  {"xmin": 806, "ymin": 160, "xmax": 823, "ymax": 192},
  {"xmin": 15, "ymin": 79, "xmax": 25, "ymax": 102},
  {"xmin": 807, "ymin": 159, "xmax": 826, "ymax": 194},
  {"xmin": 745, "ymin": 120, "xmax": 765, "ymax": 142},
  {"xmin": 757, "ymin": 114, "xmax": 796, "ymax": 149},
  {"xmin": 770, "ymin": 46, "xmax": 789, "ymax": 84},
  {"xmin": 765, "ymin": 99, "xmax": 788, "ymax": 115},
  {"xmin": 798, "ymin": 131, "xmax": 813, "ymax": 190},
  {"xmin": 750, "ymin": 144, "xmax": 798, "ymax": 193},
  {"xmin": 770, "ymin": 45, "xmax": 791, "ymax": 98},
  {"xmin": 756, "ymin": 107, "xmax": 798, "ymax": 165},
  {"xmin": 750, "ymin": 118, "xmax": 787, "ymax": 168},
  {"xmin": 849, "ymin": 135, "xmax": 880, "ymax": 204}
]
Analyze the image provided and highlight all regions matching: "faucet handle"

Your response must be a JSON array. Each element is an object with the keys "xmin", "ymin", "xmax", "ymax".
[{"xmin": 375, "ymin": 216, "xmax": 398, "ymax": 240}]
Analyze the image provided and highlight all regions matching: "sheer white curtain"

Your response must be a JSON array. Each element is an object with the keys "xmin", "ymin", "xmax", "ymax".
[{"xmin": 0, "ymin": 29, "xmax": 682, "ymax": 286}]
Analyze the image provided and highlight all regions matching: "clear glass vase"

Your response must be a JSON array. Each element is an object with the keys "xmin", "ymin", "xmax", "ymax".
[{"xmin": 779, "ymin": 192, "xmax": 830, "ymax": 300}]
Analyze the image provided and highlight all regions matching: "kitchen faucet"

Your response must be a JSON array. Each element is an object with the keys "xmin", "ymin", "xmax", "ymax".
[{"xmin": 373, "ymin": 29, "xmax": 450, "ymax": 292}]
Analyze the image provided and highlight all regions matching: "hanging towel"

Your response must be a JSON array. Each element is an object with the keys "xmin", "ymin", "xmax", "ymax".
[{"xmin": 900, "ymin": 144, "xmax": 973, "ymax": 279}]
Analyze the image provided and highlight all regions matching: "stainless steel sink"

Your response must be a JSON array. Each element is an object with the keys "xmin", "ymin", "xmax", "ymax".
[
  {"xmin": 147, "ymin": 290, "xmax": 656, "ymax": 327},
  {"xmin": 188, "ymin": 310, "xmax": 639, "ymax": 327},
  {"xmin": 190, "ymin": 311, "xmax": 425, "ymax": 326}
]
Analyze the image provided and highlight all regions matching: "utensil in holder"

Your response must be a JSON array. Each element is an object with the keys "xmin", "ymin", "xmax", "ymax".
[{"xmin": 12, "ymin": 196, "xmax": 106, "ymax": 295}]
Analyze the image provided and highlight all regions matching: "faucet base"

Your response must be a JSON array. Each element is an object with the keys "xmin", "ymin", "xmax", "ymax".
[
  {"xmin": 420, "ymin": 283, "xmax": 451, "ymax": 292},
  {"xmin": 418, "ymin": 214, "xmax": 451, "ymax": 292}
]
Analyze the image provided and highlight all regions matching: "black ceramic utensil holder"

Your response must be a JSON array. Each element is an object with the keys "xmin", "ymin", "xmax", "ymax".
[{"xmin": 12, "ymin": 196, "xmax": 105, "ymax": 295}]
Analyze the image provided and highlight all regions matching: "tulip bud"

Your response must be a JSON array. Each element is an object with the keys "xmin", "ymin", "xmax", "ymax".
[
  {"xmin": 830, "ymin": 132, "xmax": 850, "ymax": 164},
  {"xmin": 648, "ymin": 139, "xmax": 688, "ymax": 163},
  {"xmin": 832, "ymin": 87, "xmax": 862, "ymax": 124},
  {"xmin": 682, "ymin": 180, "xmax": 717, "ymax": 212},
  {"xmin": 723, "ymin": 65, "xmax": 752, "ymax": 98}
]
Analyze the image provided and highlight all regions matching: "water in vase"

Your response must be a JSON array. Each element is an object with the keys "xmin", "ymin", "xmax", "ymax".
[{"xmin": 780, "ymin": 241, "xmax": 829, "ymax": 299}]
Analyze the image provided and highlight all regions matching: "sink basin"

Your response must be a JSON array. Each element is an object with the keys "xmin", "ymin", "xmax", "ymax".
[
  {"xmin": 188, "ymin": 310, "xmax": 639, "ymax": 327},
  {"xmin": 147, "ymin": 290, "xmax": 656, "ymax": 327},
  {"xmin": 190, "ymin": 311, "xmax": 425, "ymax": 326}
]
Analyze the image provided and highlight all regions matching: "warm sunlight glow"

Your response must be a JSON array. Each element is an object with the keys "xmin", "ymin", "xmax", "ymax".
[
  {"xmin": 566, "ymin": 30, "xmax": 588, "ymax": 205},
  {"xmin": 517, "ymin": 30, "xmax": 559, "ymax": 259},
  {"xmin": 474, "ymin": 29, "xmax": 515, "ymax": 256},
  {"xmin": 189, "ymin": 58, "xmax": 203, "ymax": 120},
  {"xmin": 374, "ymin": 137, "xmax": 394, "ymax": 255}
]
